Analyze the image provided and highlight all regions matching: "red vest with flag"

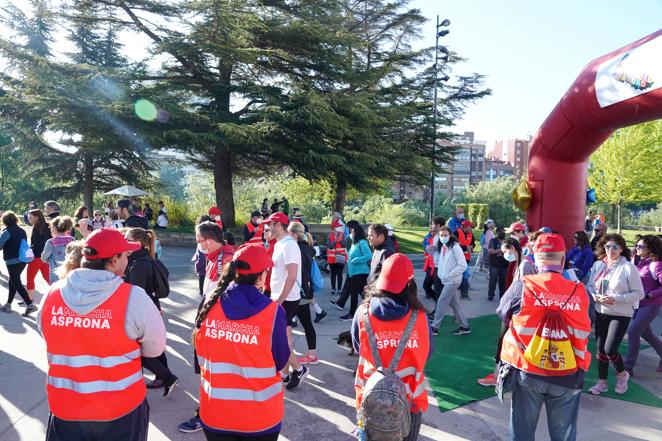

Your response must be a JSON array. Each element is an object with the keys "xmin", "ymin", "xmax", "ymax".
[
  {"xmin": 327, "ymin": 232, "xmax": 347, "ymax": 264},
  {"xmin": 423, "ymin": 235, "xmax": 435, "ymax": 272},
  {"xmin": 41, "ymin": 283, "xmax": 146, "ymax": 421},
  {"xmin": 457, "ymin": 229, "xmax": 473, "ymax": 262},
  {"xmin": 196, "ymin": 300, "xmax": 284, "ymax": 433},
  {"xmin": 500, "ymin": 272, "xmax": 592, "ymax": 376},
  {"xmin": 355, "ymin": 306, "xmax": 430, "ymax": 413},
  {"xmin": 245, "ymin": 221, "xmax": 265, "ymax": 245}
]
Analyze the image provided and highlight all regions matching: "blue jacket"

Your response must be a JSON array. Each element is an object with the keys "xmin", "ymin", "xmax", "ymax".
[
  {"xmin": 447, "ymin": 216, "xmax": 463, "ymax": 233},
  {"xmin": 567, "ymin": 245, "xmax": 594, "ymax": 280},
  {"xmin": 421, "ymin": 233, "xmax": 432, "ymax": 252},
  {"xmin": 0, "ymin": 225, "xmax": 26, "ymax": 265},
  {"xmin": 348, "ymin": 239, "xmax": 372, "ymax": 277},
  {"xmin": 351, "ymin": 296, "xmax": 435, "ymax": 360}
]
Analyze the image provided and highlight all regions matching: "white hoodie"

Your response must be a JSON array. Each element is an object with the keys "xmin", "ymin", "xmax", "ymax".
[
  {"xmin": 37, "ymin": 268, "xmax": 166, "ymax": 357},
  {"xmin": 587, "ymin": 256, "xmax": 644, "ymax": 318},
  {"xmin": 432, "ymin": 236, "xmax": 467, "ymax": 285}
]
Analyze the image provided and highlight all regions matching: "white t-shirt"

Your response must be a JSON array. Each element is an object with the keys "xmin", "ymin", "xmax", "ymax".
[
  {"xmin": 270, "ymin": 235, "xmax": 302, "ymax": 302},
  {"xmin": 157, "ymin": 214, "xmax": 168, "ymax": 227}
]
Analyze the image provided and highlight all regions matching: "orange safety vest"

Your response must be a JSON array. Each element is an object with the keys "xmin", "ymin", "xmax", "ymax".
[
  {"xmin": 500, "ymin": 272, "xmax": 592, "ymax": 375},
  {"xmin": 423, "ymin": 235, "xmax": 435, "ymax": 272},
  {"xmin": 457, "ymin": 229, "xmax": 473, "ymax": 262},
  {"xmin": 196, "ymin": 301, "xmax": 283, "ymax": 433},
  {"xmin": 245, "ymin": 221, "xmax": 265, "ymax": 245},
  {"xmin": 41, "ymin": 283, "xmax": 146, "ymax": 421},
  {"xmin": 355, "ymin": 306, "xmax": 430, "ymax": 413},
  {"xmin": 327, "ymin": 232, "xmax": 347, "ymax": 264}
]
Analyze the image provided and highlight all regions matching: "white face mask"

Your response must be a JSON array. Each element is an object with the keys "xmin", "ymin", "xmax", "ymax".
[
  {"xmin": 504, "ymin": 252, "xmax": 517, "ymax": 262},
  {"xmin": 198, "ymin": 243, "xmax": 209, "ymax": 254},
  {"xmin": 440, "ymin": 236, "xmax": 450, "ymax": 245}
]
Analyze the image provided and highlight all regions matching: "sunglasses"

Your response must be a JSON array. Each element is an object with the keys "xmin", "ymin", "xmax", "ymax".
[
  {"xmin": 635, "ymin": 244, "xmax": 645, "ymax": 249},
  {"xmin": 604, "ymin": 244, "xmax": 620, "ymax": 251}
]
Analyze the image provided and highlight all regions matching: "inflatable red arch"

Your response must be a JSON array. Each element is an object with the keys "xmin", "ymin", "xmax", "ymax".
[{"xmin": 526, "ymin": 28, "xmax": 662, "ymax": 246}]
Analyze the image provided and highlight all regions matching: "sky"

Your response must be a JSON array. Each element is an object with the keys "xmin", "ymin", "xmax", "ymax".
[{"xmin": 410, "ymin": 0, "xmax": 662, "ymax": 147}]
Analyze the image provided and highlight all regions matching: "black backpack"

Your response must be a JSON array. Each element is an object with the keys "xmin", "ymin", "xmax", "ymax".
[{"xmin": 152, "ymin": 258, "xmax": 170, "ymax": 299}]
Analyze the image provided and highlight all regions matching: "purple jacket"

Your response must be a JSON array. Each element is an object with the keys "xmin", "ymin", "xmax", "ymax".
[
  {"xmin": 192, "ymin": 248, "xmax": 207, "ymax": 276},
  {"xmin": 638, "ymin": 258, "xmax": 662, "ymax": 307}
]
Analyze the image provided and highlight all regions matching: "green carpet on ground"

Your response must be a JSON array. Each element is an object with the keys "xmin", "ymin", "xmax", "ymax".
[{"xmin": 424, "ymin": 314, "xmax": 662, "ymax": 412}]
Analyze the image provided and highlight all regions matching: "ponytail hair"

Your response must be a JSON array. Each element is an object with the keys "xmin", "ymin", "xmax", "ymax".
[
  {"xmin": 192, "ymin": 259, "xmax": 261, "ymax": 345},
  {"xmin": 125, "ymin": 227, "xmax": 156, "ymax": 258}
]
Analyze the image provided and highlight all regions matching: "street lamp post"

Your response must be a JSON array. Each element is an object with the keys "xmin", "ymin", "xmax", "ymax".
[{"xmin": 430, "ymin": 16, "xmax": 450, "ymax": 220}]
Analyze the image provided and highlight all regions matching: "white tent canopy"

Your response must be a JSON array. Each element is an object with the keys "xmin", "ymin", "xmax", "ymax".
[{"xmin": 104, "ymin": 185, "xmax": 148, "ymax": 197}]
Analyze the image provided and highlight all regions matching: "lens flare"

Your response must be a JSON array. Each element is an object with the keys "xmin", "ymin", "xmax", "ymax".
[{"xmin": 134, "ymin": 99, "xmax": 158, "ymax": 121}]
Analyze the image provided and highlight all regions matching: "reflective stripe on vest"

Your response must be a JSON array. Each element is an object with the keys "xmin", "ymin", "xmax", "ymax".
[
  {"xmin": 500, "ymin": 273, "xmax": 592, "ymax": 376},
  {"xmin": 41, "ymin": 283, "xmax": 146, "ymax": 421},
  {"xmin": 196, "ymin": 300, "xmax": 283, "ymax": 433},
  {"xmin": 355, "ymin": 307, "xmax": 430, "ymax": 413}
]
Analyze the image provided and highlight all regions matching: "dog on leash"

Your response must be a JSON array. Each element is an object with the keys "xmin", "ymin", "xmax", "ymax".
[{"xmin": 337, "ymin": 330, "xmax": 355, "ymax": 356}]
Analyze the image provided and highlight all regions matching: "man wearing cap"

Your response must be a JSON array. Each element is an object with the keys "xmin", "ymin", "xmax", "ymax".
[
  {"xmin": 456, "ymin": 220, "xmax": 476, "ymax": 299},
  {"xmin": 497, "ymin": 233, "xmax": 591, "ymax": 441},
  {"xmin": 117, "ymin": 199, "xmax": 149, "ymax": 229},
  {"xmin": 263, "ymin": 212, "xmax": 308, "ymax": 389},
  {"xmin": 208, "ymin": 206, "xmax": 223, "ymax": 231},
  {"xmin": 37, "ymin": 228, "xmax": 166, "ymax": 440},
  {"xmin": 243, "ymin": 211, "xmax": 265, "ymax": 245}
]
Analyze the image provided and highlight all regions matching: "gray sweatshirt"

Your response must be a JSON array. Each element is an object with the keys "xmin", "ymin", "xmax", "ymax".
[
  {"xmin": 37, "ymin": 268, "xmax": 166, "ymax": 357},
  {"xmin": 586, "ymin": 256, "xmax": 645, "ymax": 318}
]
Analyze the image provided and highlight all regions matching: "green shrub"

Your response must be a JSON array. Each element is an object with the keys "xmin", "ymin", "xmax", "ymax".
[
  {"xmin": 464, "ymin": 203, "xmax": 489, "ymax": 228},
  {"xmin": 346, "ymin": 196, "xmax": 427, "ymax": 226},
  {"xmin": 639, "ymin": 203, "xmax": 662, "ymax": 227}
]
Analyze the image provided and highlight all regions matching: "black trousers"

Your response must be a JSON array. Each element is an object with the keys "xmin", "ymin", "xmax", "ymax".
[
  {"xmin": 337, "ymin": 274, "xmax": 368, "ymax": 316},
  {"xmin": 204, "ymin": 430, "xmax": 280, "ymax": 441},
  {"xmin": 423, "ymin": 269, "xmax": 436, "ymax": 299},
  {"xmin": 6, "ymin": 262, "xmax": 31, "ymax": 304},
  {"xmin": 488, "ymin": 266, "xmax": 507, "ymax": 300},
  {"xmin": 142, "ymin": 352, "xmax": 174, "ymax": 382},
  {"xmin": 296, "ymin": 303, "xmax": 316, "ymax": 350},
  {"xmin": 46, "ymin": 399, "xmax": 149, "ymax": 441},
  {"xmin": 595, "ymin": 312, "xmax": 630, "ymax": 379},
  {"xmin": 329, "ymin": 263, "xmax": 344, "ymax": 291},
  {"xmin": 198, "ymin": 274, "xmax": 205, "ymax": 297}
]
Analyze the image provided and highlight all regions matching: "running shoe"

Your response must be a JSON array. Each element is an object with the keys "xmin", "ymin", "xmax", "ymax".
[
  {"xmin": 431, "ymin": 327, "xmax": 439, "ymax": 336},
  {"xmin": 146, "ymin": 379, "xmax": 164, "ymax": 389},
  {"xmin": 329, "ymin": 300, "xmax": 344, "ymax": 311},
  {"xmin": 615, "ymin": 370, "xmax": 629, "ymax": 395},
  {"xmin": 22, "ymin": 304, "xmax": 38, "ymax": 316},
  {"xmin": 1, "ymin": 304, "xmax": 11, "ymax": 313},
  {"xmin": 282, "ymin": 374, "xmax": 291, "ymax": 385},
  {"xmin": 290, "ymin": 318, "xmax": 298, "ymax": 328},
  {"xmin": 313, "ymin": 310, "xmax": 327, "ymax": 323},
  {"xmin": 298, "ymin": 355, "xmax": 320, "ymax": 365},
  {"xmin": 286, "ymin": 366, "xmax": 309, "ymax": 390},
  {"xmin": 452, "ymin": 326, "xmax": 471, "ymax": 335},
  {"xmin": 339, "ymin": 313, "xmax": 352, "ymax": 321},
  {"xmin": 477, "ymin": 373, "xmax": 497, "ymax": 387},
  {"xmin": 163, "ymin": 375, "xmax": 179, "ymax": 398},
  {"xmin": 588, "ymin": 380, "xmax": 608, "ymax": 395},
  {"xmin": 178, "ymin": 416, "xmax": 202, "ymax": 433}
]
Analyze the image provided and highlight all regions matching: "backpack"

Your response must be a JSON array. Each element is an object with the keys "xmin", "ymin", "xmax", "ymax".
[
  {"xmin": 522, "ymin": 283, "xmax": 580, "ymax": 376},
  {"xmin": 310, "ymin": 260, "xmax": 324, "ymax": 293},
  {"xmin": 18, "ymin": 239, "xmax": 34, "ymax": 263},
  {"xmin": 152, "ymin": 258, "xmax": 170, "ymax": 299},
  {"xmin": 360, "ymin": 309, "xmax": 419, "ymax": 441}
]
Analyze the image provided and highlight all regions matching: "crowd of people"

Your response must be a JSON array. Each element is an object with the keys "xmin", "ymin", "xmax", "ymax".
[{"xmin": 1, "ymin": 198, "xmax": 661, "ymax": 441}]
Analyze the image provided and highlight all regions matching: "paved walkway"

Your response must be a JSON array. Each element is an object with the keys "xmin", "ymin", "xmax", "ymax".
[{"xmin": 1, "ymin": 246, "xmax": 661, "ymax": 440}]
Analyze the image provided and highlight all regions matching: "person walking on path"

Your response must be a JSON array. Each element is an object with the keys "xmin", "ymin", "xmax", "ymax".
[
  {"xmin": 264, "ymin": 212, "xmax": 308, "ymax": 389},
  {"xmin": 457, "ymin": 220, "xmax": 475, "ymax": 299},
  {"xmin": 26, "ymin": 208, "xmax": 52, "ymax": 299},
  {"xmin": 289, "ymin": 221, "xmax": 320, "ymax": 365},
  {"xmin": 479, "ymin": 219, "xmax": 496, "ymax": 273},
  {"xmin": 623, "ymin": 234, "xmax": 662, "ymax": 375},
  {"xmin": 422, "ymin": 217, "xmax": 444, "ymax": 299},
  {"xmin": 586, "ymin": 233, "xmax": 644, "ymax": 395},
  {"xmin": 192, "ymin": 217, "xmax": 210, "ymax": 297},
  {"xmin": 487, "ymin": 227, "xmax": 508, "ymax": 301},
  {"xmin": 430, "ymin": 226, "xmax": 470, "ymax": 336},
  {"xmin": 331, "ymin": 221, "xmax": 372, "ymax": 321},
  {"xmin": 497, "ymin": 233, "xmax": 592, "ymax": 441},
  {"xmin": 124, "ymin": 228, "xmax": 179, "ymax": 396},
  {"xmin": 41, "ymin": 216, "xmax": 75, "ymax": 285},
  {"xmin": 193, "ymin": 244, "xmax": 290, "ymax": 441},
  {"xmin": 0, "ymin": 211, "xmax": 38, "ymax": 315},
  {"xmin": 243, "ymin": 211, "xmax": 265, "ymax": 245},
  {"xmin": 567, "ymin": 231, "xmax": 594, "ymax": 283},
  {"xmin": 367, "ymin": 223, "xmax": 396, "ymax": 284},
  {"xmin": 327, "ymin": 219, "xmax": 348, "ymax": 295},
  {"xmin": 36, "ymin": 227, "xmax": 165, "ymax": 441},
  {"xmin": 351, "ymin": 253, "xmax": 433, "ymax": 441}
]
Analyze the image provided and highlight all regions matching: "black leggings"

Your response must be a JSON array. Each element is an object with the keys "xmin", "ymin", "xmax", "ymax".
[
  {"xmin": 337, "ymin": 274, "xmax": 368, "ymax": 316},
  {"xmin": 296, "ymin": 303, "xmax": 316, "ymax": 350},
  {"xmin": 142, "ymin": 352, "xmax": 175, "ymax": 382},
  {"xmin": 595, "ymin": 311, "xmax": 631, "ymax": 379},
  {"xmin": 6, "ymin": 263, "xmax": 31, "ymax": 305},
  {"xmin": 198, "ymin": 274, "xmax": 205, "ymax": 297},
  {"xmin": 329, "ymin": 263, "xmax": 344, "ymax": 291},
  {"xmin": 203, "ymin": 430, "xmax": 279, "ymax": 441},
  {"xmin": 423, "ymin": 269, "xmax": 435, "ymax": 298}
]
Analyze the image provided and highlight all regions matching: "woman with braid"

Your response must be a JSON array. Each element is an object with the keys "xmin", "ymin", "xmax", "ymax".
[{"xmin": 191, "ymin": 244, "xmax": 290, "ymax": 440}]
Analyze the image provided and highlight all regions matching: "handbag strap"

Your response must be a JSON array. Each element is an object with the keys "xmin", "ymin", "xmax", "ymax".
[{"xmin": 362, "ymin": 306, "xmax": 419, "ymax": 373}]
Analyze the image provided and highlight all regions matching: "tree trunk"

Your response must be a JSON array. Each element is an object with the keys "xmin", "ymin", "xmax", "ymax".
[
  {"xmin": 82, "ymin": 152, "xmax": 94, "ymax": 212},
  {"xmin": 213, "ymin": 146, "xmax": 236, "ymax": 227},
  {"xmin": 617, "ymin": 200, "xmax": 622, "ymax": 234},
  {"xmin": 334, "ymin": 176, "xmax": 347, "ymax": 214}
]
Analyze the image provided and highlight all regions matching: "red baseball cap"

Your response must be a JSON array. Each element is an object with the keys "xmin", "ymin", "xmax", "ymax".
[
  {"xmin": 533, "ymin": 233, "xmax": 566, "ymax": 253},
  {"xmin": 461, "ymin": 220, "xmax": 473, "ymax": 228},
  {"xmin": 209, "ymin": 206, "xmax": 222, "ymax": 216},
  {"xmin": 507, "ymin": 222, "xmax": 526, "ymax": 232},
  {"xmin": 233, "ymin": 244, "xmax": 274, "ymax": 275},
  {"xmin": 331, "ymin": 219, "xmax": 342, "ymax": 228},
  {"xmin": 264, "ymin": 212, "xmax": 289, "ymax": 225},
  {"xmin": 84, "ymin": 228, "xmax": 141, "ymax": 259},
  {"xmin": 376, "ymin": 253, "xmax": 414, "ymax": 294}
]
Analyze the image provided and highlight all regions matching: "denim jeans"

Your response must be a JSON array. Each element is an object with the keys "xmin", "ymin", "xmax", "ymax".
[{"xmin": 509, "ymin": 371, "xmax": 581, "ymax": 441}]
